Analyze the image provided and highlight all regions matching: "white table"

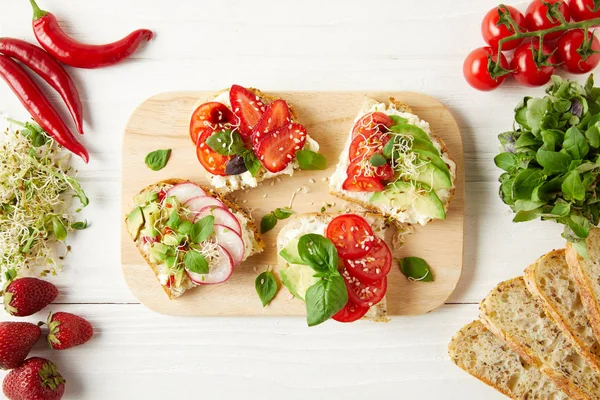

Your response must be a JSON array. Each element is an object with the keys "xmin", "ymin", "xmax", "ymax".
[{"xmin": 0, "ymin": 0, "xmax": 574, "ymax": 398}]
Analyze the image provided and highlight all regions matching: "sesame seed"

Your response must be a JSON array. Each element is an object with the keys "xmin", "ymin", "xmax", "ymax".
[
  {"xmin": 309, "ymin": 179, "xmax": 315, "ymax": 184},
  {"xmin": 263, "ymin": 194, "xmax": 268, "ymax": 198}
]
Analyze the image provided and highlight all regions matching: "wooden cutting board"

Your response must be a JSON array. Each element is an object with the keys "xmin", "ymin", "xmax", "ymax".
[{"xmin": 121, "ymin": 91, "xmax": 464, "ymax": 317}]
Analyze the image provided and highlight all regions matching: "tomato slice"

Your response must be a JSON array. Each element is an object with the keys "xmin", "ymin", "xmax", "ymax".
[
  {"xmin": 342, "ymin": 176, "xmax": 384, "ymax": 192},
  {"xmin": 344, "ymin": 238, "xmax": 392, "ymax": 283},
  {"xmin": 332, "ymin": 300, "xmax": 370, "ymax": 323},
  {"xmin": 346, "ymin": 161, "xmax": 394, "ymax": 182},
  {"xmin": 348, "ymin": 132, "xmax": 389, "ymax": 164},
  {"xmin": 189, "ymin": 102, "xmax": 236, "ymax": 145},
  {"xmin": 230, "ymin": 84, "xmax": 266, "ymax": 137},
  {"xmin": 255, "ymin": 123, "xmax": 307, "ymax": 173},
  {"xmin": 326, "ymin": 214, "xmax": 376, "ymax": 259},
  {"xmin": 252, "ymin": 99, "xmax": 291, "ymax": 145},
  {"xmin": 342, "ymin": 267, "xmax": 387, "ymax": 307},
  {"xmin": 352, "ymin": 112, "xmax": 393, "ymax": 139},
  {"xmin": 196, "ymin": 127, "xmax": 232, "ymax": 176}
]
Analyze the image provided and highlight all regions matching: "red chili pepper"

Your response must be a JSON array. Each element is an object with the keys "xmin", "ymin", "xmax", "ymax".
[
  {"xmin": 0, "ymin": 55, "xmax": 89, "ymax": 163},
  {"xmin": 0, "ymin": 38, "xmax": 84, "ymax": 134},
  {"xmin": 29, "ymin": 0, "xmax": 153, "ymax": 69}
]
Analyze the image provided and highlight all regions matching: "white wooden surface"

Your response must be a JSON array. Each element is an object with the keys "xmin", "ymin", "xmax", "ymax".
[{"xmin": 0, "ymin": 0, "xmax": 576, "ymax": 398}]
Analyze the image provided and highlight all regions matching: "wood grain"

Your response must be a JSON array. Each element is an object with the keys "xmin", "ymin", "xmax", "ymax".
[{"xmin": 121, "ymin": 91, "xmax": 464, "ymax": 317}]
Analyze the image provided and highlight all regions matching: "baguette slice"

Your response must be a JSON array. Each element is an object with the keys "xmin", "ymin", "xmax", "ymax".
[
  {"xmin": 126, "ymin": 178, "xmax": 264, "ymax": 300},
  {"xmin": 524, "ymin": 249, "xmax": 600, "ymax": 373},
  {"xmin": 566, "ymin": 228, "xmax": 600, "ymax": 345},
  {"xmin": 449, "ymin": 320, "xmax": 569, "ymax": 400},
  {"xmin": 480, "ymin": 277, "xmax": 600, "ymax": 400}
]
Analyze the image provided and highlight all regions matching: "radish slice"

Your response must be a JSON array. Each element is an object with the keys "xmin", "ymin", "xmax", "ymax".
[
  {"xmin": 166, "ymin": 182, "xmax": 206, "ymax": 204},
  {"xmin": 213, "ymin": 224, "xmax": 245, "ymax": 266},
  {"xmin": 184, "ymin": 196, "xmax": 224, "ymax": 215},
  {"xmin": 185, "ymin": 245, "xmax": 234, "ymax": 285},
  {"xmin": 193, "ymin": 206, "xmax": 242, "ymax": 236}
]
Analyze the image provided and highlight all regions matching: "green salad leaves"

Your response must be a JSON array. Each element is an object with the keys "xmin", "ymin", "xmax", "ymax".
[{"xmin": 495, "ymin": 75, "xmax": 600, "ymax": 252}]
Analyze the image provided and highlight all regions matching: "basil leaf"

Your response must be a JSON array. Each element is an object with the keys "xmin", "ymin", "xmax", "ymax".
[
  {"xmin": 297, "ymin": 234, "xmax": 338, "ymax": 273},
  {"xmin": 563, "ymin": 126, "xmax": 589, "ymax": 160},
  {"xmin": 526, "ymin": 97, "xmax": 552, "ymax": 135},
  {"xmin": 514, "ymin": 132, "xmax": 540, "ymax": 148},
  {"xmin": 513, "ymin": 208, "xmax": 542, "ymax": 222},
  {"xmin": 512, "ymin": 169, "xmax": 545, "ymax": 200},
  {"xmin": 586, "ymin": 124, "xmax": 600, "ymax": 148},
  {"xmin": 72, "ymin": 220, "xmax": 88, "ymax": 230},
  {"xmin": 399, "ymin": 257, "xmax": 434, "ymax": 282},
  {"xmin": 536, "ymin": 149, "xmax": 571, "ymax": 174},
  {"xmin": 389, "ymin": 115, "xmax": 408, "ymax": 125},
  {"xmin": 305, "ymin": 273, "xmax": 348, "ymax": 327},
  {"xmin": 261, "ymin": 213, "xmax": 277, "ymax": 234},
  {"xmin": 184, "ymin": 251, "xmax": 209, "ymax": 274},
  {"xmin": 273, "ymin": 207, "xmax": 293, "ymax": 220},
  {"xmin": 255, "ymin": 271, "xmax": 278, "ymax": 307},
  {"xmin": 514, "ymin": 97, "xmax": 531, "ymax": 129},
  {"xmin": 494, "ymin": 152, "xmax": 518, "ymax": 172},
  {"xmin": 562, "ymin": 170, "xmax": 586, "ymax": 201},
  {"xmin": 568, "ymin": 215, "xmax": 592, "ymax": 239},
  {"xmin": 145, "ymin": 149, "xmax": 171, "ymax": 171},
  {"xmin": 206, "ymin": 130, "xmax": 244, "ymax": 156},
  {"xmin": 51, "ymin": 216, "xmax": 67, "ymax": 241},
  {"xmin": 167, "ymin": 211, "xmax": 181, "ymax": 230},
  {"xmin": 550, "ymin": 200, "xmax": 570, "ymax": 217},
  {"xmin": 177, "ymin": 221, "xmax": 193, "ymax": 235},
  {"xmin": 369, "ymin": 153, "xmax": 387, "ymax": 167},
  {"xmin": 296, "ymin": 149, "xmax": 327, "ymax": 170},
  {"xmin": 540, "ymin": 129, "xmax": 563, "ymax": 151},
  {"xmin": 191, "ymin": 215, "xmax": 214, "ymax": 243},
  {"xmin": 241, "ymin": 150, "xmax": 261, "ymax": 177}
]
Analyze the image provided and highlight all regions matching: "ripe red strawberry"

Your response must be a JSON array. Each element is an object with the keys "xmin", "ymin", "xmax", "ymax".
[
  {"xmin": 47, "ymin": 312, "xmax": 93, "ymax": 350},
  {"xmin": 3, "ymin": 278, "xmax": 58, "ymax": 317},
  {"xmin": 252, "ymin": 99, "xmax": 291, "ymax": 145},
  {"xmin": 229, "ymin": 84, "xmax": 265, "ymax": 137},
  {"xmin": 255, "ymin": 123, "xmax": 307, "ymax": 172},
  {"xmin": 2, "ymin": 357, "xmax": 65, "ymax": 400},
  {"xmin": 0, "ymin": 322, "xmax": 41, "ymax": 369}
]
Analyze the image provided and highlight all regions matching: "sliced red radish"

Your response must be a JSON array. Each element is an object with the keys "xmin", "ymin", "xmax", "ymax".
[
  {"xmin": 184, "ymin": 196, "xmax": 224, "ymax": 215},
  {"xmin": 213, "ymin": 224, "xmax": 245, "ymax": 266},
  {"xmin": 166, "ymin": 183, "xmax": 206, "ymax": 204},
  {"xmin": 193, "ymin": 206, "xmax": 241, "ymax": 236},
  {"xmin": 186, "ymin": 245, "xmax": 234, "ymax": 285}
]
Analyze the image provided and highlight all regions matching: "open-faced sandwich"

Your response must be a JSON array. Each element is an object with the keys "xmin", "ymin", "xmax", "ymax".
[
  {"xmin": 125, "ymin": 179, "xmax": 264, "ymax": 299},
  {"xmin": 277, "ymin": 212, "xmax": 394, "ymax": 326},
  {"xmin": 189, "ymin": 85, "xmax": 324, "ymax": 193},
  {"xmin": 329, "ymin": 97, "xmax": 456, "ymax": 225}
]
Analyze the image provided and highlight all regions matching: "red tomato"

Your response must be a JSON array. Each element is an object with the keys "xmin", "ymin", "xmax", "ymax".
[
  {"xmin": 526, "ymin": 0, "xmax": 571, "ymax": 40},
  {"xmin": 481, "ymin": 5, "xmax": 527, "ymax": 50},
  {"xmin": 557, "ymin": 29, "xmax": 600, "ymax": 73},
  {"xmin": 189, "ymin": 102, "xmax": 236, "ymax": 145},
  {"xmin": 568, "ymin": 0, "xmax": 600, "ymax": 22},
  {"xmin": 196, "ymin": 127, "xmax": 232, "ymax": 176},
  {"xmin": 344, "ymin": 238, "xmax": 392, "ymax": 283},
  {"xmin": 342, "ymin": 176, "xmax": 385, "ymax": 192},
  {"xmin": 348, "ymin": 132, "xmax": 390, "ymax": 163},
  {"xmin": 342, "ymin": 267, "xmax": 387, "ymax": 307},
  {"xmin": 463, "ymin": 47, "xmax": 509, "ymax": 91},
  {"xmin": 326, "ymin": 214, "xmax": 376, "ymax": 260},
  {"xmin": 346, "ymin": 161, "xmax": 394, "ymax": 182},
  {"xmin": 352, "ymin": 112, "xmax": 393, "ymax": 139},
  {"xmin": 332, "ymin": 300, "xmax": 370, "ymax": 323},
  {"xmin": 229, "ymin": 84, "xmax": 266, "ymax": 137},
  {"xmin": 511, "ymin": 41, "xmax": 557, "ymax": 86}
]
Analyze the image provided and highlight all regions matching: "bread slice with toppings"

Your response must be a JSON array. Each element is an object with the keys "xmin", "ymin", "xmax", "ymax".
[
  {"xmin": 449, "ymin": 320, "xmax": 569, "ymax": 400},
  {"xmin": 329, "ymin": 97, "xmax": 456, "ymax": 226},
  {"xmin": 125, "ymin": 178, "xmax": 264, "ymax": 300}
]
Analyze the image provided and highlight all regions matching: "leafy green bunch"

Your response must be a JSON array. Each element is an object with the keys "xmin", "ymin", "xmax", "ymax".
[{"xmin": 495, "ymin": 75, "xmax": 600, "ymax": 254}]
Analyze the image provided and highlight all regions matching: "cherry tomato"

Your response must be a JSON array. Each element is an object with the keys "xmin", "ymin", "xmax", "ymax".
[
  {"xmin": 344, "ymin": 238, "xmax": 392, "ymax": 283},
  {"xmin": 526, "ymin": 0, "xmax": 571, "ymax": 40},
  {"xmin": 332, "ymin": 300, "xmax": 370, "ymax": 323},
  {"xmin": 568, "ymin": 0, "xmax": 600, "ymax": 22},
  {"xmin": 342, "ymin": 176, "xmax": 385, "ymax": 192},
  {"xmin": 346, "ymin": 161, "xmax": 395, "ymax": 182},
  {"xmin": 195, "ymin": 127, "xmax": 232, "ymax": 176},
  {"xmin": 463, "ymin": 47, "xmax": 509, "ymax": 91},
  {"xmin": 557, "ymin": 29, "xmax": 600, "ymax": 73},
  {"xmin": 352, "ymin": 112, "xmax": 393, "ymax": 139},
  {"xmin": 511, "ymin": 41, "xmax": 557, "ymax": 86},
  {"xmin": 348, "ymin": 132, "xmax": 390, "ymax": 163},
  {"xmin": 482, "ymin": 5, "xmax": 527, "ymax": 50},
  {"xmin": 342, "ymin": 267, "xmax": 387, "ymax": 307},
  {"xmin": 189, "ymin": 102, "xmax": 236, "ymax": 145},
  {"xmin": 326, "ymin": 214, "xmax": 376, "ymax": 260}
]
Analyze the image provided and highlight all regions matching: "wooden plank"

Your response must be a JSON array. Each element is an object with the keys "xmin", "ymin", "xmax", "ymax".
[{"xmin": 122, "ymin": 91, "xmax": 464, "ymax": 316}]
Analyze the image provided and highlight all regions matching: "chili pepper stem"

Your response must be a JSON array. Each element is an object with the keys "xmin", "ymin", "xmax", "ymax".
[{"xmin": 28, "ymin": 0, "xmax": 47, "ymax": 20}]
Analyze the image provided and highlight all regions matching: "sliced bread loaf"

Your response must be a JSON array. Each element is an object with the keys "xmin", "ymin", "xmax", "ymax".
[
  {"xmin": 449, "ymin": 320, "xmax": 569, "ymax": 400},
  {"xmin": 480, "ymin": 277, "xmax": 600, "ymax": 400}
]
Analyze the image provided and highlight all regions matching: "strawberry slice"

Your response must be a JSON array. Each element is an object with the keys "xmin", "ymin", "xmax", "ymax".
[
  {"xmin": 255, "ymin": 123, "xmax": 307, "ymax": 173},
  {"xmin": 189, "ymin": 102, "xmax": 235, "ymax": 145},
  {"xmin": 230, "ymin": 84, "xmax": 266, "ymax": 137},
  {"xmin": 252, "ymin": 99, "xmax": 291, "ymax": 145}
]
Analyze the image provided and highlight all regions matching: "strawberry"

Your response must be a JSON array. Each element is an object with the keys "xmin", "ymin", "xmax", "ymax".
[
  {"xmin": 255, "ymin": 123, "xmax": 307, "ymax": 173},
  {"xmin": 0, "ymin": 322, "xmax": 41, "ymax": 369},
  {"xmin": 47, "ymin": 312, "xmax": 93, "ymax": 350},
  {"xmin": 229, "ymin": 84, "xmax": 265, "ymax": 137},
  {"xmin": 2, "ymin": 357, "xmax": 65, "ymax": 400},
  {"xmin": 252, "ymin": 99, "xmax": 291, "ymax": 145},
  {"xmin": 3, "ymin": 277, "xmax": 58, "ymax": 317}
]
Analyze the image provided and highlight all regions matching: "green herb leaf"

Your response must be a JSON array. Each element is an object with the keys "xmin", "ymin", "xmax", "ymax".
[
  {"xmin": 71, "ymin": 220, "xmax": 88, "ymax": 230},
  {"xmin": 297, "ymin": 234, "xmax": 338, "ymax": 273},
  {"xmin": 369, "ymin": 153, "xmax": 387, "ymax": 167},
  {"xmin": 184, "ymin": 251, "xmax": 209, "ymax": 274},
  {"xmin": 512, "ymin": 169, "xmax": 545, "ymax": 200},
  {"xmin": 494, "ymin": 152, "xmax": 518, "ymax": 172},
  {"xmin": 206, "ymin": 130, "xmax": 245, "ymax": 156},
  {"xmin": 191, "ymin": 215, "xmax": 214, "ymax": 243},
  {"xmin": 536, "ymin": 149, "xmax": 571, "ymax": 174},
  {"xmin": 513, "ymin": 208, "xmax": 542, "ymax": 222},
  {"xmin": 562, "ymin": 170, "xmax": 586, "ymax": 201},
  {"xmin": 305, "ymin": 273, "xmax": 348, "ymax": 327},
  {"xmin": 563, "ymin": 126, "xmax": 589, "ymax": 160},
  {"xmin": 241, "ymin": 150, "xmax": 261, "ymax": 177},
  {"xmin": 273, "ymin": 207, "xmax": 293, "ymax": 220},
  {"xmin": 586, "ymin": 124, "xmax": 600, "ymax": 148},
  {"xmin": 399, "ymin": 257, "xmax": 434, "ymax": 282},
  {"xmin": 261, "ymin": 213, "xmax": 277, "ymax": 234},
  {"xmin": 145, "ymin": 149, "xmax": 171, "ymax": 171},
  {"xmin": 167, "ymin": 211, "xmax": 181, "ymax": 230},
  {"xmin": 50, "ymin": 216, "xmax": 67, "ymax": 241},
  {"xmin": 389, "ymin": 115, "xmax": 408, "ymax": 125},
  {"xmin": 296, "ymin": 149, "xmax": 327, "ymax": 170},
  {"xmin": 255, "ymin": 271, "xmax": 278, "ymax": 307},
  {"xmin": 177, "ymin": 221, "xmax": 193, "ymax": 235}
]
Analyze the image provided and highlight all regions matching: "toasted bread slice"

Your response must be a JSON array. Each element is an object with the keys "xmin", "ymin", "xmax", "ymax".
[
  {"xmin": 193, "ymin": 87, "xmax": 320, "ymax": 194},
  {"xmin": 328, "ymin": 97, "xmax": 457, "ymax": 226},
  {"xmin": 449, "ymin": 320, "xmax": 569, "ymax": 400},
  {"xmin": 276, "ymin": 212, "xmax": 394, "ymax": 322},
  {"xmin": 480, "ymin": 277, "xmax": 600, "ymax": 400},
  {"xmin": 125, "ymin": 178, "xmax": 264, "ymax": 300},
  {"xmin": 524, "ymin": 249, "xmax": 600, "ymax": 374},
  {"xmin": 567, "ymin": 228, "xmax": 600, "ymax": 345}
]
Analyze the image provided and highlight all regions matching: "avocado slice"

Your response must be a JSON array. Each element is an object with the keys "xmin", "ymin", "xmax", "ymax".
[
  {"xmin": 280, "ymin": 264, "xmax": 319, "ymax": 301},
  {"xmin": 133, "ymin": 191, "xmax": 159, "ymax": 206},
  {"xmin": 149, "ymin": 242, "xmax": 170, "ymax": 263},
  {"xmin": 370, "ymin": 181, "xmax": 446, "ymax": 220},
  {"xmin": 163, "ymin": 233, "xmax": 184, "ymax": 246},
  {"xmin": 141, "ymin": 202, "xmax": 161, "ymax": 238},
  {"xmin": 279, "ymin": 239, "xmax": 304, "ymax": 265},
  {"xmin": 388, "ymin": 124, "xmax": 432, "ymax": 143},
  {"xmin": 370, "ymin": 181, "xmax": 415, "ymax": 208},
  {"xmin": 411, "ymin": 137, "xmax": 440, "ymax": 155},
  {"xmin": 411, "ymin": 163, "xmax": 452, "ymax": 190},
  {"xmin": 126, "ymin": 207, "xmax": 145, "ymax": 241},
  {"xmin": 412, "ymin": 149, "xmax": 452, "ymax": 181}
]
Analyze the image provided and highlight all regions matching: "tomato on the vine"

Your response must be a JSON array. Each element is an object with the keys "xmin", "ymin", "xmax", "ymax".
[
  {"xmin": 557, "ymin": 29, "xmax": 600, "ymax": 73},
  {"xmin": 526, "ymin": 0, "xmax": 571, "ymax": 41},
  {"xmin": 511, "ymin": 41, "xmax": 557, "ymax": 86},
  {"xmin": 567, "ymin": 0, "xmax": 600, "ymax": 22},
  {"xmin": 482, "ymin": 5, "xmax": 527, "ymax": 50},
  {"xmin": 463, "ymin": 47, "xmax": 509, "ymax": 91}
]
